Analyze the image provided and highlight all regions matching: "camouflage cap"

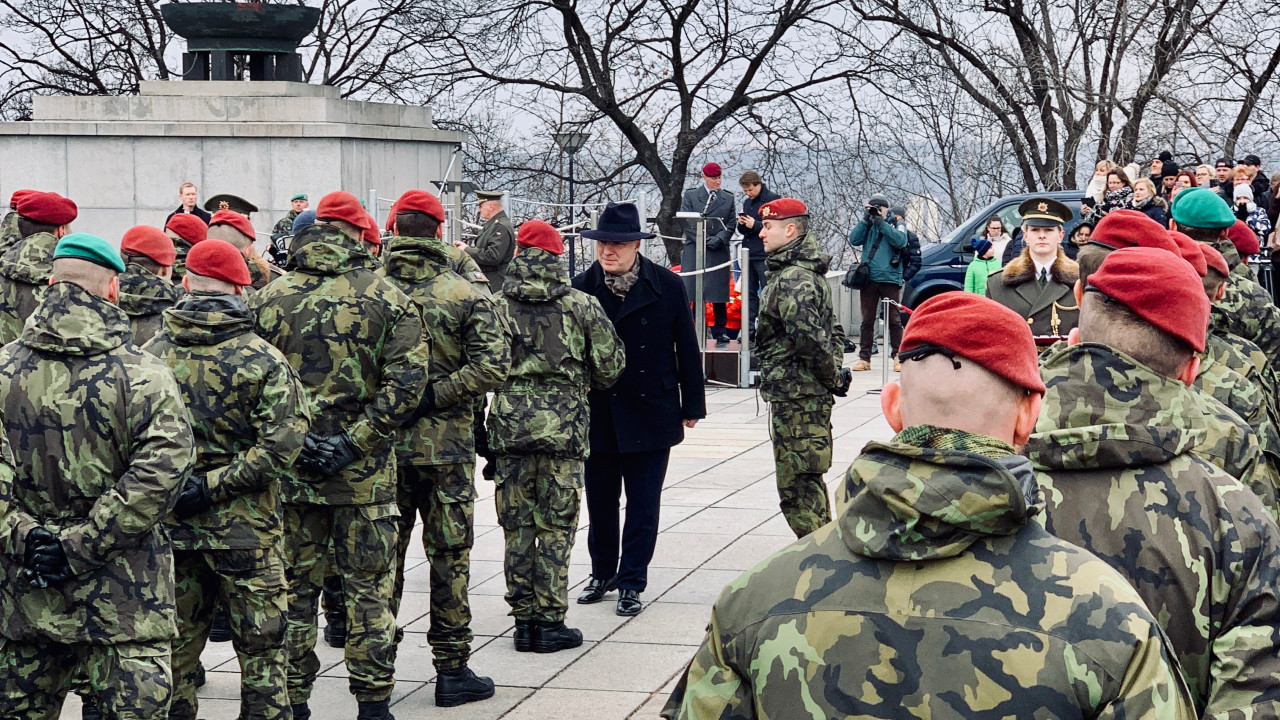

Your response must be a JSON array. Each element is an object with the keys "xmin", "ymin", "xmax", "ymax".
[{"xmin": 53, "ymin": 232, "xmax": 126, "ymax": 273}]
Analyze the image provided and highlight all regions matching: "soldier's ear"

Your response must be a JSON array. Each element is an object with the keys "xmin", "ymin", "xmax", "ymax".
[
  {"xmin": 1012, "ymin": 392, "xmax": 1042, "ymax": 446},
  {"xmin": 182, "ymin": 276, "xmax": 190, "ymax": 293},
  {"xmin": 1214, "ymin": 284, "xmax": 1226, "ymax": 302},
  {"xmin": 1073, "ymin": 279, "xmax": 1084, "ymax": 305},
  {"xmin": 881, "ymin": 382, "xmax": 904, "ymax": 432},
  {"xmin": 1176, "ymin": 355, "xmax": 1200, "ymax": 386},
  {"xmin": 1067, "ymin": 327, "xmax": 1080, "ymax": 346}
]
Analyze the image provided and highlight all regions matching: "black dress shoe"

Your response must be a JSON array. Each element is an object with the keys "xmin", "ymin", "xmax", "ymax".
[
  {"xmin": 435, "ymin": 666, "xmax": 495, "ymax": 707},
  {"xmin": 532, "ymin": 621, "xmax": 584, "ymax": 653},
  {"xmin": 577, "ymin": 575, "xmax": 617, "ymax": 604},
  {"xmin": 514, "ymin": 619, "xmax": 534, "ymax": 652},
  {"xmin": 616, "ymin": 589, "xmax": 643, "ymax": 616}
]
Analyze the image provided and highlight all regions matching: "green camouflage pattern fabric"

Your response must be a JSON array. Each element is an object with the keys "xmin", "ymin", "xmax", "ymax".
[
  {"xmin": 249, "ymin": 222, "xmax": 429, "ymax": 506},
  {"xmin": 756, "ymin": 232, "xmax": 845, "ymax": 403},
  {"xmin": 118, "ymin": 262, "xmax": 181, "ymax": 346},
  {"xmin": 0, "ymin": 211, "xmax": 21, "ymax": 255},
  {"xmin": 381, "ymin": 235, "xmax": 509, "ymax": 465},
  {"xmin": 494, "ymin": 455, "xmax": 582, "ymax": 623},
  {"xmin": 0, "ymin": 231, "xmax": 58, "ymax": 344},
  {"xmin": 1206, "ymin": 331, "xmax": 1280, "ymax": 421},
  {"xmin": 442, "ymin": 240, "xmax": 491, "ymax": 291},
  {"xmin": 769, "ymin": 395, "xmax": 832, "ymax": 538},
  {"xmin": 665, "ymin": 431, "xmax": 1195, "ymax": 720},
  {"xmin": 487, "ymin": 247, "xmax": 625, "ymax": 459},
  {"xmin": 284, "ymin": 502, "xmax": 399, "ymax": 703},
  {"xmin": 169, "ymin": 547, "xmax": 288, "ymax": 720},
  {"xmin": 273, "ymin": 210, "xmax": 299, "ymax": 239},
  {"xmin": 171, "ymin": 236, "xmax": 193, "ymax": 282},
  {"xmin": 391, "ymin": 463, "xmax": 475, "ymax": 670},
  {"xmin": 145, "ymin": 292, "xmax": 310, "ymax": 550},
  {"xmin": 0, "ymin": 638, "xmax": 173, "ymax": 719},
  {"xmin": 1026, "ymin": 341, "xmax": 1280, "ymax": 715},
  {"xmin": 0, "ymin": 281, "xmax": 196, "ymax": 644},
  {"xmin": 1208, "ymin": 239, "xmax": 1280, "ymax": 374}
]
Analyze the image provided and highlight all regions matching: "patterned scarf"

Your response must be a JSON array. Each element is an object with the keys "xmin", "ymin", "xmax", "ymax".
[
  {"xmin": 894, "ymin": 424, "xmax": 1015, "ymax": 460},
  {"xmin": 603, "ymin": 258, "xmax": 641, "ymax": 298}
]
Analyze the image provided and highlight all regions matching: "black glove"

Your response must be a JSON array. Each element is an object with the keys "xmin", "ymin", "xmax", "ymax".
[
  {"xmin": 413, "ymin": 385, "xmax": 438, "ymax": 421},
  {"xmin": 314, "ymin": 432, "xmax": 360, "ymax": 476},
  {"xmin": 24, "ymin": 527, "xmax": 71, "ymax": 585},
  {"xmin": 706, "ymin": 237, "xmax": 726, "ymax": 253},
  {"xmin": 832, "ymin": 367, "xmax": 854, "ymax": 398},
  {"xmin": 869, "ymin": 213, "xmax": 883, "ymax": 226},
  {"xmin": 174, "ymin": 475, "xmax": 212, "ymax": 519},
  {"xmin": 294, "ymin": 432, "xmax": 332, "ymax": 474},
  {"xmin": 1235, "ymin": 203, "xmax": 1251, "ymax": 220}
]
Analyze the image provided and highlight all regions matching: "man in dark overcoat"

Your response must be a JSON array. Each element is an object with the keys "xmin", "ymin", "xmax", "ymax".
[{"xmin": 679, "ymin": 163, "xmax": 737, "ymax": 344}]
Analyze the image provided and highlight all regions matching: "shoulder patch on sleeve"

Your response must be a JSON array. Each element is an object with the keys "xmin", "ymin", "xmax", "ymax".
[{"xmin": 473, "ymin": 272, "xmax": 488, "ymax": 282}]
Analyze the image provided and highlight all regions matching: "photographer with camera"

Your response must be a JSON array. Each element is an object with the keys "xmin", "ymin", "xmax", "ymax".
[{"xmin": 846, "ymin": 194, "xmax": 907, "ymax": 371}]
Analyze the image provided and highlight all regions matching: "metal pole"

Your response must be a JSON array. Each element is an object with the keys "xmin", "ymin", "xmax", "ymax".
[
  {"xmin": 586, "ymin": 208, "xmax": 600, "ymax": 267},
  {"xmin": 452, "ymin": 190, "xmax": 463, "ymax": 248},
  {"xmin": 738, "ymin": 245, "xmax": 751, "ymax": 388},
  {"xmin": 695, "ymin": 218, "xmax": 706, "ymax": 352},
  {"xmin": 567, "ymin": 153, "xmax": 576, "ymax": 276},
  {"xmin": 368, "ymin": 189, "xmax": 378, "ymax": 228},
  {"xmin": 880, "ymin": 296, "xmax": 892, "ymax": 387}
]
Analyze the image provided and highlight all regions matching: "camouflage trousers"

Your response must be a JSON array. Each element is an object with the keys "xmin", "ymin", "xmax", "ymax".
[
  {"xmin": 0, "ymin": 638, "xmax": 171, "ymax": 720},
  {"xmin": 170, "ymin": 546, "xmax": 289, "ymax": 720},
  {"xmin": 495, "ymin": 455, "xmax": 583, "ymax": 622},
  {"xmin": 391, "ymin": 463, "xmax": 476, "ymax": 671},
  {"xmin": 283, "ymin": 502, "xmax": 399, "ymax": 704},
  {"xmin": 769, "ymin": 395, "xmax": 833, "ymax": 538}
]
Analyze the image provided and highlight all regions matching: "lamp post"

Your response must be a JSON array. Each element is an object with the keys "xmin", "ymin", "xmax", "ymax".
[{"xmin": 553, "ymin": 129, "xmax": 591, "ymax": 274}]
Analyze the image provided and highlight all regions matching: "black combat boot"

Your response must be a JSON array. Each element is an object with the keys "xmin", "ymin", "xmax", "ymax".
[
  {"xmin": 532, "ymin": 621, "xmax": 584, "ymax": 653},
  {"xmin": 322, "ymin": 573, "xmax": 347, "ymax": 648},
  {"xmin": 193, "ymin": 661, "xmax": 206, "ymax": 688},
  {"xmin": 208, "ymin": 608, "xmax": 232, "ymax": 642},
  {"xmin": 435, "ymin": 666, "xmax": 495, "ymax": 707},
  {"xmin": 514, "ymin": 619, "xmax": 534, "ymax": 652},
  {"xmin": 356, "ymin": 698, "xmax": 395, "ymax": 720},
  {"xmin": 80, "ymin": 699, "xmax": 103, "ymax": 720},
  {"xmin": 291, "ymin": 703, "xmax": 312, "ymax": 720}
]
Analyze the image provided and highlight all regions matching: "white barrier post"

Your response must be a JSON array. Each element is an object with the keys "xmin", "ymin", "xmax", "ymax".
[
  {"xmin": 881, "ymin": 297, "xmax": 892, "ymax": 387},
  {"xmin": 738, "ymin": 245, "xmax": 751, "ymax": 388}
]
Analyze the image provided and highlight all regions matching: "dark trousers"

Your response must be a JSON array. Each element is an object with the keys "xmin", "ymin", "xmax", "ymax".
[
  {"xmin": 746, "ymin": 259, "xmax": 767, "ymax": 327},
  {"xmin": 710, "ymin": 303, "xmax": 727, "ymax": 334},
  {"xmin": 859, "ymin": 281, "xmax": 903, "ymax": 361},
  {"xmin": 584, "ymin": 445, "xmax": 671, "ymax": 592}
]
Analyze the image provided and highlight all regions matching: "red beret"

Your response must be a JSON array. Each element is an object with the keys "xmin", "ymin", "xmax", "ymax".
[
  {"xmin": 316, "ymin": 191, "xmax": 374, "ymax": 232},
  {"xmin": 166, "ymin": 213, "xmax": 208, "ymax": 245},
  {"xmin": 209, "ymin": 209, "xmax": 256, "ymax": 241},
  {"xmin": 1167, "ymin": 231, "xmax": 1207, "ymax": 277},
  {"xmin": 362, "ymin": 214, "xmax": 381, "ymax": 246},
  {"xmin": 8, "ymin": 189, "xmax": 35, "ymax": 210},
  {"xmin": 702, "ymin": 162, "xmax": 722, "ymax": 178},
  {"xmin": 1227, "ymin": 219, "xmax": 1261, "ymax": 257},
  {"xmin": 899, "ymin": 293, "xmax": 1045, "ymax": 395},
  {"xmin": 120, "ymin": 225, "xmax": 176, "ymax": 267},
  {"xmin": 16, "ymin": 191, "xmax": 77, "ymax": 226},
  {"xmin": 516, "ymin": 220, "xmax": 564, "ymax": 256},
  {"xmin": 395, "ymin": 190, "xmax": 446, "ymax": 223},
  {"xmin": 1087, "ymin": 247, "xmax": 1209, "ymax": 353},
  {"xmin": 1088, "ymin": 210, "xmax": 1177, "ymax": 253},
  {"xmin": 1201, "ymin": 243, "xmax": 1231, "ymax": 277},
  {"xmin": 185, "ymin": 239, "xmax": 252, "ymax": 287},
  {"xmin": 759, "ymin": 198, "xmax": 808, "ymax": 221}
]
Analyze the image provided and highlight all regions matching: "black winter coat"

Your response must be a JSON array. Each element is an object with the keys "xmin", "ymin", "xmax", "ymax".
[
  {"xmin": 901, "ymin": 229, "xmax": 922, "ymax": 282},
  {"xmin": 739, "ymin": 186, "xmax": 781, "ymax": 261},
  {"xmin": 573, "ymin": 256, "xmax": 707, "ymax": 454}
]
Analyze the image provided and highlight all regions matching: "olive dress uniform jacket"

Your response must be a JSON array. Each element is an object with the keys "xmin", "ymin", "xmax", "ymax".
[
  {"xmin": 985, "ymin": 248, "xmax": 1079, "ymax": 337},
  {"xmin": 466, "ymin": 211, "xmax": 515, "ymax": 294}
]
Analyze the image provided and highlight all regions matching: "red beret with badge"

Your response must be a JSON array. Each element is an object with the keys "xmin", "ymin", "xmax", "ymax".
[
  {"xmin": 759, "ymin": 198, "xmax": 808, "ymax": 221},
  {"xmin": 186, "ymin": 238, "xmax": 252, "ymax": 287},
  {"xmin": 702, "ymin": 162, "xmax": 722, "ymax": 178},
  {"xmin": 209, "ymin": 209, "xmax": 256, "ymax": 241},
  {"xmin": 395, "ymin": 190, "xmax": 446, "ymax": 223},
  {"xmin": 316, "ymin": 191, "xmax": 374, "ymax": 231},
  {"xmin": 166, "ymin": 213, "xmax": 208, "ymax": 245},
  {"xmin": 898, "ymin": 292, "xmax": 1046, "ymax": 395},
  {"xmin": 16, "ymin": 191, "xmax": 77, "ymax": 226},
  {"xmin": 516, "ymin": 220, "xmax": 564, "ymax": 256},
  {"xmin": 1226, "ymin": 219, "xmax": 1261, "ymax": 257},
  {"xmin": 120, "ymin": 225, "xmax": 176, "ymax": 267},
  {"xmin": 1087, "ymin": 246, "xmax": 1209, "ymax": 353},
  {"xmin": 1201, "ymin": 244, "xmax": 1231, "ymax": 278},
  {"xmin": 1087, "ymin": 210, "xmax": 1177, "ymax": 253}
]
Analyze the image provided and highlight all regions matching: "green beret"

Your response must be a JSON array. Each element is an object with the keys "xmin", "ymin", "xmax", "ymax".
[
  {"xmin": 53, "ymin": 233, "xmax": 126, "ymax": 273},
  {"xmin": 291, "ymin": 193, "xmax": 308, "ymax": 202},
  {"xmin": 1170, "ymin": 187, "xmax": 1235, "ymax": 229}
]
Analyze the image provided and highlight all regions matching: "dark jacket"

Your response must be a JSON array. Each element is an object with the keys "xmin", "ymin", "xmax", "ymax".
[
  {"xmin": 847, "ymin": 218, "xmax": 908, "ymax": 285},
  {"xmin": 680, "ymin": 186, "xmax": 736, "ymax": 303},
  {"xmin": 573, "ymin": 255, "xmax": 707, "ymax": 454},
  {"xmin": 1133, "ymin": 196, "xmax": 1169, "ymax": 227},
  {"xmin": 900, "ymin": 225, "xmax": 922, "ymax": 281},
  {"xmin": 738, "ymin": 185, "xmax": 781, "ymax": 261},
  {"xmin": 166, "ymin": 205, "xmax": 212, "ymax": 225}
]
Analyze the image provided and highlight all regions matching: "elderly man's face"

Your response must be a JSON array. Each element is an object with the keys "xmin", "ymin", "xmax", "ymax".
[
  {"xmin": 704, "ymin": 174, "xmax": 722, "ymax": 191},
  {"xmin": 597, "ymin": 240, "xmax": 640, "ymax": 275},
  {"xmin": 479, "ymin": 200, "xmax": 501, "ymax": 221},
  {"xmin": 291, "ymin": 199, "xmax": 309, "ymax": 212}
]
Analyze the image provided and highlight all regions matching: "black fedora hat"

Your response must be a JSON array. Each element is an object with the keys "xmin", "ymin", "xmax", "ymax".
[{"xmin": 581, "ymin": 202, "xmax": 655, "ymax": 242}]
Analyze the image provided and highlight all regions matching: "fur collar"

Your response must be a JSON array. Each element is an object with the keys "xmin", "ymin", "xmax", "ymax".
[{"xmin": 1001, "ymin": 247, "xmax": 1078, "ymax": 287}]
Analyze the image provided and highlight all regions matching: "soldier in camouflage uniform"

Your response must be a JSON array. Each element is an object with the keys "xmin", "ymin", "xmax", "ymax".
[
  {"xmin": 0, "ymin": 192, "xmax": 77, "ymax": 344},
  {"xmin": 754, "ymin": 199, "xmax": 849, "ymax": 539},
  {"xmin": 165, "ymin": 213, "xmax": 208, "ymax": 284},
  {"xmin": 489, "ymin": 221, "xmax": 625, "ymax": 651},
  {"xmin": 381, "ymin": 191, "xmax": 510, "ymax": 706},
  {"xmin": 0, "ymin": 234, "xmax": 196, "ymax": 719},
  {"xmin": 1027, "ymin": 247, "xmax": 1280, "ymax": 715},
  {"xmin": 144, "ymin": 240, "xmax": 310, "ymax": 720},
  {"xmin": 667, "ymin": 292, "xmax": 1195, "ymax": 720},
  {"xmin": 117, "ymin": 225, "xmax": 181, "ymax": 346},
  {"xmin": 248, "ymin": 191, "xmax": 429, "ymax": 720},
  {"xmin": 0, "ymin": 189, "xmax": 33, "ymax": 255}
]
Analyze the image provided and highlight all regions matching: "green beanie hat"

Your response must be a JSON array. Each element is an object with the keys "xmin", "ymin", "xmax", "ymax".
[
  {"xmin": 1170, "ymin": 187, "xmax": 1236, "ymax": 229},
  {"xmin": 53, "ymin": 233, "xmax": 126, "ymax": 273}
]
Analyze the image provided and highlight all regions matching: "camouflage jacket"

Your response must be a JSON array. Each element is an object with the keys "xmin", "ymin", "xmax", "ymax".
[
  {"xmin": 488, "ymin": 248, "xmax": 624, "ymax": 459},
  {"xmin": 0, "ymin": 231, "xmax": 58, "ymax": 344},
  {"xmin": 249, "ymin": 223, "xmax": 429, "ymax": 506},
  {"xmin": 0, "ymin": 282, "xmax": 195, "ymax": 644},
  {"xmin": 1195, "ymin": 342, "xmax": 1280, "ymax": 518},
  {"xmin": 1209, "ymin": 239, "xmax": 1280, "ymax": 374},
  {"xmin": 145, "ymin": 293, "xmax": 309, "ymax": 550},
  {"xmin": 118, "ymin": 262, "xmax": 181, "ymax": 346},
  {"xmin": 666, "ymin": 429, "xmax": 1195, "ymax": 720},
  {"xmin": 1027, "ymin": 342, "xmax": 1280, "ymax": 714},
  {"xmin": 272, "ymin": 210, "xmax": 299, "ymax": 239},
  {"xmin": 381, "ymin": 236, "xmax": 509, "ymax": 465},
  {"xmin": 756, "ymin": 232, "xmax": 845, "ymax": 402},
  {"xmin": 0, "ymin": 210, "xmax": 20, "ymax": 255},
  {"xmin": 172, "ymin": 236, "xmax": 194, "ymax": 282}
]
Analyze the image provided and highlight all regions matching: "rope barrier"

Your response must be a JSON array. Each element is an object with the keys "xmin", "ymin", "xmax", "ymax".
[{"xmin": 675, "ymin": 260, "xmax": 735, "ymax": 277}]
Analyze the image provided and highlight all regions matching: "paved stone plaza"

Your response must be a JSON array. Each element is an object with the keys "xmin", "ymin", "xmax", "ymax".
[{"xmin": 60, "ymin": 355, "xmax": 894, "ymax": 720}]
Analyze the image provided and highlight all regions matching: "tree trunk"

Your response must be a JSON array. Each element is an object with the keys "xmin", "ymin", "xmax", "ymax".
[{"xmin": 656, "ymin": 181, "xmax": 684, "ymax": 266}]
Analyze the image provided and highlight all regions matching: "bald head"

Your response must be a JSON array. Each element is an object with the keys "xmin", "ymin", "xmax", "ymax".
[
  {"xmin": 895, "ymin": 353, "xmax": 1030, "ymax": 445},
  {"xmin": 50, "ymin": 257, "xmax": 118, "ymax": 300},
  {"xmin": 207, "ymin": 224, "xmax": 253, "ymax": 252}
]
